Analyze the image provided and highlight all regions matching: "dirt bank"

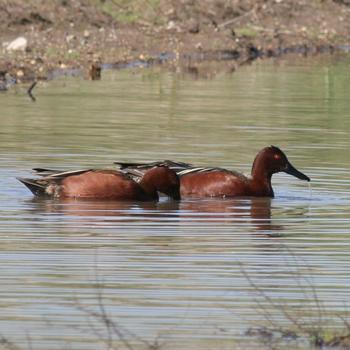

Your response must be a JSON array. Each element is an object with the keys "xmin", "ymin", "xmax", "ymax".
[{"xmin": 1, "ymin": 0, "xmax": 350, "ymax": 85}]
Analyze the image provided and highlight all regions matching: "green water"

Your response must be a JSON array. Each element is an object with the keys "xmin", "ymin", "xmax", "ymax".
[{"xmin": 1, "ymin": 55, "xmax": 350, "ymax": 349}]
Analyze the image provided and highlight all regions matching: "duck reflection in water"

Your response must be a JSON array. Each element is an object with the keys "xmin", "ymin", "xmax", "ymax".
[
  {"xmin": 179, "ymin": 197, "xmax": 283, "ymax": 232},
  {"xmin": 28, "ymin": 197, "xmax": 180, "ymax": 224},
  {"xmin": 28, "ymin": 196, "xmax": 281, "ymax": 232}
]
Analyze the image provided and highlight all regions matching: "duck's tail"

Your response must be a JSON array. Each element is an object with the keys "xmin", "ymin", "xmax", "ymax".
[{"xmin": 17, "ymin": 177, "xmax": 48, "ymax": 196}]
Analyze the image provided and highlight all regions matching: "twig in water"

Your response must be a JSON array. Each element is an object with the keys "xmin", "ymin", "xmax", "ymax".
[
  {"xmin": 70, "ymin": 253, "xmax": 163, "ymax": 350},
  {"xmin": 239, "ymin": 262, "xmax": 306, "ymax": 335},
  {"xmin": 0, "ymin": 334, "xmax": 23, "ymax": 350},
  {"xmin": 27, "ymin": 81, "xmax": 37, "ymax": 102}
]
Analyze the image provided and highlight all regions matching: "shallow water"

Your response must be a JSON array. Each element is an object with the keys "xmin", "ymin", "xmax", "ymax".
[{"xmin": 1, "ymin": 56, "xmax": 350, "ymax": 349}]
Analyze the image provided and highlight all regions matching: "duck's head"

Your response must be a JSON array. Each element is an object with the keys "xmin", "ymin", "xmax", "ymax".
[
  {"xmin": 252, "ymin": 146, "xmax": 310, "ymax": 181},
  {"xmin": 141, "ymin": 166, "xmax": 181, "ymax": 200}
]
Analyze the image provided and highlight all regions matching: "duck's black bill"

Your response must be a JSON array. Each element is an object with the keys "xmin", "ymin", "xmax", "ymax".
[{"xmin": 284, "ymin": 162, "xmax": 310, "ymax": 182}]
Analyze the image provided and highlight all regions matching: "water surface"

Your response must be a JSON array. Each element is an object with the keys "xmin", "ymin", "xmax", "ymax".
[{"xmin": 1, "ymin": 56, "xmax": 350, "ymax": 349}]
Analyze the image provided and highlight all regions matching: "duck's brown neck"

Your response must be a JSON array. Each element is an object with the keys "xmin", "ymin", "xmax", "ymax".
[
  {"xmin": 139, "ymin": 174, "xmax": 160, "ymax": 201},
  {"xmin": 250, "ymin": 157, "xmax": 274, "ymax": 197}
]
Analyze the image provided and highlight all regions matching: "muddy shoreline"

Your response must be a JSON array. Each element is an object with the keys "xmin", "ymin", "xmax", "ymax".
[{"xmin": 1, "ymin": 0, "xmax": 350, "ymax": 87}]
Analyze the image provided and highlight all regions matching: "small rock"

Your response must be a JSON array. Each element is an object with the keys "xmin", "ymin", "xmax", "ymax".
[
  {"xmin": 83, "ymin": 30, "xmax": 90, "ymax": 38},
  {"xmin": 195, "ymin": 42, "xmax": 202, "ymax": 50},
  {"xmin": 165, "ymin": 8, "xmax": 175, "ymax": 16},
  {"xmin": 6, "ymin": 37, "xmax": 28, "ymax": 51},
  {"xmin": 166, "ymin": 20, "xmax": 181, "ymax": 32},
  {"xmin": 167, "ymin": 21, "xmax": 176, "ymax": 30},
  {"xmin": 188, "ymin": 19, "xmax": 200, "ymax": 34},
  {"xmin": 16, "ymin": 69, "xmax": 24, "ymax": 77},
  {"xmin": 66, "ymin": 34, "xmax": 75, "ymax": 43}
]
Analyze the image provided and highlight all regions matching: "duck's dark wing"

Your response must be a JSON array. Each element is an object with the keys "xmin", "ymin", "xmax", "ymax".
[
  {"xmin": 114, "ymin": 160, "xmax": 191, "ymax": 181},
  {"xmin": 177, "ymin": 167, "xmax": 228, "ymax": 176},
  {"xmin": 115, "ymin": 160, "xmax": 231, "ymax": 179},
  {"xmin": 32, "ymin": 168, "xmax": 93, "ymax": 178},
  {"xmin": 114, "ymin": 160, "xmax": 193, "ymax": 172},
  {"xmin": 32, "ymin": 168, "xmax": 63, "ymax": 176}
]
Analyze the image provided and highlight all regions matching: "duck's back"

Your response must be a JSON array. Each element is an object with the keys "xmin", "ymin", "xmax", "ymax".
[
  {"xmin": 115, "ymin": 160, "xmax": 250, "ymax": 198},
  {"xmin": 60, "ymin": 170, "xmax": 145, "ymax": 199}
]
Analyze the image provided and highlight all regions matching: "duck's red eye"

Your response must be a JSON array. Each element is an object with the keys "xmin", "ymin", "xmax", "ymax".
[{"xmin": 274, "ymin": 154, "xmax": 281, "ymax": 160}]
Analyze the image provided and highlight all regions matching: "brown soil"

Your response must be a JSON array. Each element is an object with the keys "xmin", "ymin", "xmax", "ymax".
[{"xmin": 0, "ymin": 0, "xmax": 350, "ymax": 84}]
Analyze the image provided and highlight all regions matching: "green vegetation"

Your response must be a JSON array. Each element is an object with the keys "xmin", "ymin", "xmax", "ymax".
[
  {"xmin": 91, "ymin": 0, "xmax": 163, "ymax": 24},
  {"xmin": 234, "ymin": 26, "xmax": 259, "ymax": 38}
]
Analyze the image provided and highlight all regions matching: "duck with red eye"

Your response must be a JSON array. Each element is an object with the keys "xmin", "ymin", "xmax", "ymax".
[
  {"xmin": 115, "ymin": 146, "xmax": 310, "ymax": 198},
  {"xmin": 17, "ymin": 166, "xmax": 181, "ymax": 201},
  {"xmin": 245, "ymin": 146, "xmax": 310, "ymax": 197}
]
